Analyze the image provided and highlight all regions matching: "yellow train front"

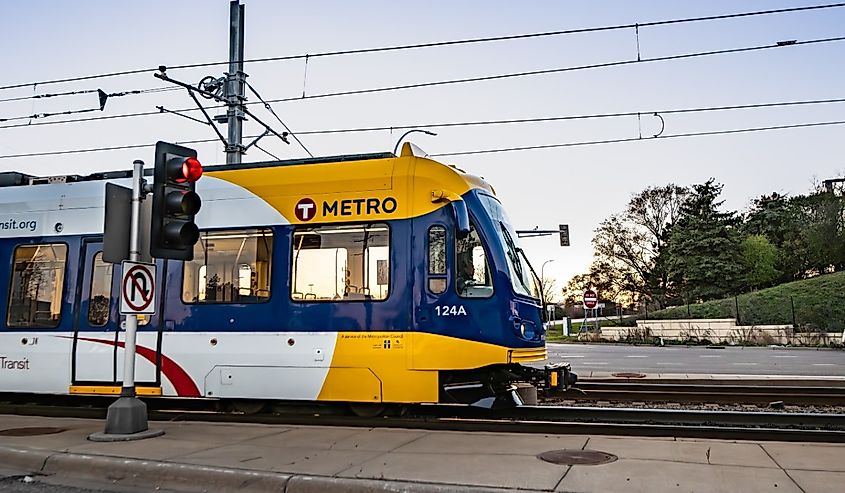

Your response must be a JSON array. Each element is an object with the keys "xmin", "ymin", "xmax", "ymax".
[{"xmin": 0, "ymin": 144, "xmax": 575, "ymax": 409}]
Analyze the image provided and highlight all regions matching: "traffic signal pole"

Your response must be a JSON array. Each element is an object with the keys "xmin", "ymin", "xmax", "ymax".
[
  {"xmin": 90, "ymin": 160, "xmax": 164, "ymax": 442},
  {"xmin": 121, "ymin": 159, "xmax": 144, "ymax": 398}
]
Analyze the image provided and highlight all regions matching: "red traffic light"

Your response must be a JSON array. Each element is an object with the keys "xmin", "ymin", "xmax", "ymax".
[
  {"xmin": 168, "ymin": 156, "xmax": 203, "ymax": 183},
  {"xmin": 182, "ymin": 157, "xmax": 203, "ymax": 182}
]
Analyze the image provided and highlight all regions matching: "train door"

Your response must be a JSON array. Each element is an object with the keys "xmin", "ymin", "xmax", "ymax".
[
  {"xmin": 72, "ymin": 240, "xmax": 162, "ymax": 392},
  {"xmin": 72, "ymin": 240, "xmax": 121, "ymax": 385},
  {"xmin": 415, "ymin": 221, "xmax": 451, "ymax": 334},
  {"xmin": 416, "ymin": 214, "xmax": 497, "ymax": 342}
]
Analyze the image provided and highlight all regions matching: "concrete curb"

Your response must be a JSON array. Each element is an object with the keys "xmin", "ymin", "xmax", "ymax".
[
  {"xmin": 0, "ymin": 445, "xmax": 528, "ymax": 493},
  {"xmin": 0, "ymin": 445, "xmax": 50, "ymax": 472}
]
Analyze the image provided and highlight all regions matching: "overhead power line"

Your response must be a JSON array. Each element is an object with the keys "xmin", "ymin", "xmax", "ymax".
[
  {"xmin": 3, "ymin": 35, "xmax": 843, "ymax": 131},
  {"xmin": 293, "ymin": 97, "xmax": 845, "ymax": 135},
  {"xmin": 1, "ymin": 95, "xmax": 844, "ymax": 160},
  {"xmin": 1, "ymin": 118, "xmax": 843, "ymax": 161},
  {"xmin": 0, "ymin": 86, "xmax": 182, "ymax": 124},
  {"xmin": 1, "ymin": 2, "xmax": 843, "ymax": 91},
  {"xmin": 0, "ymin": 86, "xmax": 178, "ymax": 104},
  {"xmin": 429, "ymin": 119, "xmax": 845, "ymax": 157},
  {"xmin": 260, "ymin": 36, "xmax": 845, "ymax": 104}
]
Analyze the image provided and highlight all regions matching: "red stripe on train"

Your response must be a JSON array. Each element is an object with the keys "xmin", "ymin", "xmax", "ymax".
[{"xmin": 75, "ymin": 337, "xmax": 201, "ymax": 397}]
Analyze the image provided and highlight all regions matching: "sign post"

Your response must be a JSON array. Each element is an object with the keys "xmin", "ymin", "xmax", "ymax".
[
  {"xmin": 583, "ymin": 289, "xmax": 599, "ymax": 332},
  {"xmin": 90, "ymin": 160, "xmax": 164, "ymax": 442}
]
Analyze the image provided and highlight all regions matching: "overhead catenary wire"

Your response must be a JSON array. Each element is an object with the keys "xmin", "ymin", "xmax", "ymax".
[
  {"xmin": 2, "ymin": 98, "xmax": 844, "ymax": 160},
  {"xmin": 1, "ymin": 2, "xmax": 843, "ymax": 92},
  {"xmin": 0, "ymin": 86, "xmax": 178, "ymax": 104},
  {"xmin": 3, "ymin": 35, "xmax": 844, "ymax": 131},
  {"xmin": 429, "ymin": 119, "xmax": 845, "ymax": 157},
  {"xmin": 0, "ymin": 86, "xmax": 182, "ymax": 123},
  {"xmin": 258, "ymin": 36, "xmax": 845, "ymax": 104},
  {"xmin": 1, "ymin": 118, "xmax": 844, "ymax": 161},
  {"xmin": 292, "ymin": 97, "xmax": 845, "ymax": 135}
]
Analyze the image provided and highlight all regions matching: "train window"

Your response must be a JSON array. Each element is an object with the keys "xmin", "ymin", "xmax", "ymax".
[
  {"xmin": 427, "ymin": 226, "xmax": 447, "ymax": 294},
  {"xmin": 456, "ymin": 223, "xmax": 493, "ymax": 298},
  {"xmin": 182, "ymin": 228, "xmax": 273, "ymax": 304},
  {"xmin": 7, "ymin": 243, "xmax": 67, "ymax": 328},
  {"xmin": 87, "ymin": 252, "xmax": 113, "ymax": 326},
  {"xmin": 428, "ymin": 226, "xmax": 446, "ymax": 275},
  {"xmin": 291, "ymin": 223, "xmax": 390, "ymax": 301}
]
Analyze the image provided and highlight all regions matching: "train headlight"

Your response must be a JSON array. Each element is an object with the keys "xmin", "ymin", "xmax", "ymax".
[{"xmin": 520, "ymin": 323, "xmax": 528, "ymax": 338}]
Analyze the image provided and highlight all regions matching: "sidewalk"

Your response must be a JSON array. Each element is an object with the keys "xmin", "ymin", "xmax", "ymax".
[{"xmin": 1, "ymin": 413, "xmax": 844, "ymax": 492}]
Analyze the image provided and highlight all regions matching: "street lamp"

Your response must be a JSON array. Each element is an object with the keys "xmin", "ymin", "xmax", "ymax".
[
  {"xmin": 393, "ymin": 129, "xmax": 437, "ymax": 155},
  {"xmin": 540, "ymin": 259, "xmax": 554, "ymax": 322}
]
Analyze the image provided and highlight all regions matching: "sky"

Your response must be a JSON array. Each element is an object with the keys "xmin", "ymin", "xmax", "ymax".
[{"xmin": 2, "ymin": 1, "xmax": 844, "ymax": 300}]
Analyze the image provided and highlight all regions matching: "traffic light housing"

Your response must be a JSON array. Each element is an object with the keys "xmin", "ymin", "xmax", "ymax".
[
  {"xmin": 151, "ymin": 141, "xmax": 203, "ymax": 260},
  {"xmin": 559, "ymin": 224, "xmax": 570, "ymax": 247}
]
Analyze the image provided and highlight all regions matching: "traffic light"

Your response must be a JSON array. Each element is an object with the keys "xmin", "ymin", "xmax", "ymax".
[
  {"xmin": 559, "ymin": 224, "xmax": 570, "ymax": 247},
  {"xmin": 150, "ymin": 141, "xmax": 203, "ymax": 260}
]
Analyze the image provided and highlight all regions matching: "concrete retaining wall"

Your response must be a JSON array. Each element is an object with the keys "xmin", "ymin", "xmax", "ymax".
[{"xmin": 599, "ymin": 318, "xmax": 843, "ymax": 345}]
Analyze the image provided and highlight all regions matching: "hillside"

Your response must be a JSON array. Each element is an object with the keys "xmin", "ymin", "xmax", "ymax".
[{"xmin": 647, "ymin": 272, "xmax": 845, "ymax": 331}]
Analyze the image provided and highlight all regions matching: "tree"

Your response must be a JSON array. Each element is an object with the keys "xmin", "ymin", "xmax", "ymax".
[
  {"xmin": 561, "ymin": 260, "xmax": 625, "ymax": 305},
  {"xmin": 667, "ymin": 179, "xmax": 743, "ymax": 301},
  {"xmin": 793, "ymin": 187, "xmax": 845, "ymax": 274},
  {"xmin": 741, "ymin": 234, "xmax": 780, "ymax": 289},
  {"xmin": 743, "ymin": 192, "xmax": 807, "ymax": 282},
  {"xmin": 540, "ymin": 276, "xmax": 557, "ymax": 306},
  {"xmin": 591, "ymin": 184, "xmax": 688, "ymax": 307}
]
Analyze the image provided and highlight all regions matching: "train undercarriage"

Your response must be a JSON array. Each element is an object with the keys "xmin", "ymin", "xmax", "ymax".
[{"xmin": 439, "ymin": 363, "xmax": 577, "ymax": 409}]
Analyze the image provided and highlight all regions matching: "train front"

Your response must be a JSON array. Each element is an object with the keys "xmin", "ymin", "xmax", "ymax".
[{"xmin": 427, "ymin": 177, "xmax": 577, "ymax": 408}]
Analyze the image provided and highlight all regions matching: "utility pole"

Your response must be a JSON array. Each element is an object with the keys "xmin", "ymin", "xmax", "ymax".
[{"xmin": 225, "ymin": 0, "xmax": 246, "ymax": 164}]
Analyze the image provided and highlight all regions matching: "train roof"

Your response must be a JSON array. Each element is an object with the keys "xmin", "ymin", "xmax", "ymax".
[
  {"xmin": 0, "ymin": 144, "xmax": 493, "ymax": 237},
  {"xmin": 0, "ymin": 152, "xmax": 395, "ymax": 189}
]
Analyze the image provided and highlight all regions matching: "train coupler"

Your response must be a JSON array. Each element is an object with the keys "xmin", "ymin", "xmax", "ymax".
[{"xmin": 544, "ymin": 362, "xmax": 577, "ymax": 391}]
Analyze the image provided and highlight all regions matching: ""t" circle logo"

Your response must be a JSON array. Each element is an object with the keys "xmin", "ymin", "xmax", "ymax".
[{"xmin": 294, "ymin": 198, "xmax": 317, "ymax": 222}]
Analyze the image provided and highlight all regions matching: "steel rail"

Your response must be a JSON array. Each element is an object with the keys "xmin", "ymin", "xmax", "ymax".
[{"xmin": 556, "ymin": 382, "xmax": 845, "ymax": 406}]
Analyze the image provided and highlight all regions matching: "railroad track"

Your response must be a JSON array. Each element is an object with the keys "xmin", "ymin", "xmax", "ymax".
[
  {"xmin": 1, "ymin": 396, "xmax": 844, "ymax": 443},
  {"xmin": 558, "ymin": 381, "xmax": 845, "ymax": 406}
]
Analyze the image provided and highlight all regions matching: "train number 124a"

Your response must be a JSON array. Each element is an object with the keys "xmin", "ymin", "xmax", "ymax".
[{"xmin": 435, "ymin": 305, "xmax": 467, "ymax": 316}]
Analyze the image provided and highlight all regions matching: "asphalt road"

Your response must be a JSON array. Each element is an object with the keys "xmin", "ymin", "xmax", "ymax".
[
  {"xmin": 0, "ymin": 471, "xmax": 168, "ymax": 493},
  {"xmin": 546, "ymin": 343, "xmax": 845, "ymax": 376},
  {"xmin": 0, "ymin": 476, "xmax": 108, "ymax": 493}
]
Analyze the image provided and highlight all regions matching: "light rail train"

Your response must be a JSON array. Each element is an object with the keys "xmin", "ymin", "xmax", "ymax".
[{"xmin": 0, "ymin": 144, "xmax": 573, "ymax": 412}]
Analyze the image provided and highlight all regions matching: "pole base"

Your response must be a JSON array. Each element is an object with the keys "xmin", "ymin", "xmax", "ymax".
[{"xmin": 88, "ymin": 396, "xmax": 164, "ymax": 442}]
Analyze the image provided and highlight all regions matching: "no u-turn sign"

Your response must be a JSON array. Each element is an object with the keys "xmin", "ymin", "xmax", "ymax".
[{"xmin": 120, "ymin": 261, "xmax": 157, "ymax": 315}]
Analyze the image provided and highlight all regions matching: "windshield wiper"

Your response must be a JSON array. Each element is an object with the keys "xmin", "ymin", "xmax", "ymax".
[
  {"xmin": 517, "ymin": 246, "xmax": 542, "ymax": 299},
  {"xmin": 500, "ymin": 222, "xmax": 533, "ymax": 293}
]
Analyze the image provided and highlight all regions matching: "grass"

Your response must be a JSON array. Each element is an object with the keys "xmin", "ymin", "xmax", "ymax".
[{"xmin": 647, "ymin": 271, "xmax": 845, "ymax": 331}]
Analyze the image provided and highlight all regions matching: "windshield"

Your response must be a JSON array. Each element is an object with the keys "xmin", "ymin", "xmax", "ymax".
[{"xmin": 479, "ymin": 194, "xmax": 541, "ymax": 299}]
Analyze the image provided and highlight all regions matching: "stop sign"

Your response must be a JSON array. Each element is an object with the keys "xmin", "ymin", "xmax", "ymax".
[{"xmin": 583, "ymin": 289, "xmax": 598, "ymax": 309}]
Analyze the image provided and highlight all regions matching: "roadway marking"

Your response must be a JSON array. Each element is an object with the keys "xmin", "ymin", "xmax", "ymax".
[
  {"xmin": 699, "ymin": 355, "xmax": 722, "ymax": 358},
  {"xmin": 812, "ymin": 363, "xmax": 837, "ymax": 366},
  {"xmin": 733, "ymin": 363, "xmax": 758, "ymax": 365},
  {"xmin": 772, "ymin": 355, "xmax": 797, "ymax": 358},
  {"xmin": 625, "ymin": 355, "xmax": 648, "ymax": 358},
  {"xmin": 581, "ymin": 362, "xmax": 608, "ymax": 365},
  {"xmin": 559, "ymin": 355, "xmax": 585, "ymax": 358}
]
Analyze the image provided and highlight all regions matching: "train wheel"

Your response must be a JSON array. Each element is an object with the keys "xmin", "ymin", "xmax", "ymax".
[
  {"xmin": 348, "ymin": 403, "xmax": 388, "ymax": 417},
  {"xmin": 230, "ymin": 399, "xmax": 267, "ymax": 415}
]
